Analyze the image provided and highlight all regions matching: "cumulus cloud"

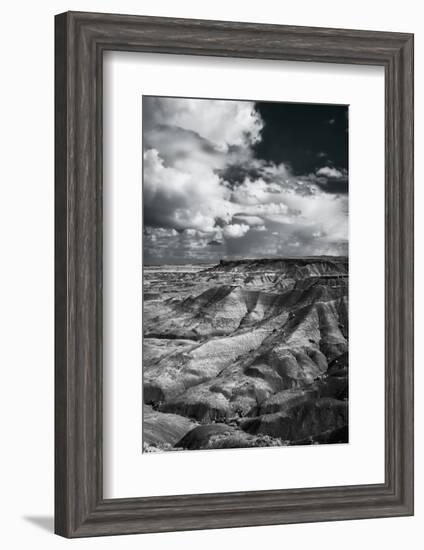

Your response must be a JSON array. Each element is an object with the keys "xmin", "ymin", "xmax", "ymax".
[
  {"xmin": 312, "ymin": 166, "xmax": 348, "ymax": 194},
  {"xmin": 143, "ymin": 96, "xmax": 348, "ymax": 263},
  {"xmin": 143, "ymin": 97, "xmax": 266, "ymax": 237},
  {"xmin": 232, "ymin": 215, "xmax": 265, "ymax": 227},
  {"xmin": 143, "ymin": 96, "xmax": 263, "ymax": 151},
  {"xmin": 231, "ymin": 178, "xmax": 286, "ymax": 206},
  {"xmin": 143, "ymin": 148, "xmax": 233, "ymax": 232},
  {"xmin": 144, "ymin": 124, "xmax": 226, "ymax": 169},
  {"xmin": 316, "ymin": 166, "xmax": 344, "ymax": 178},
  {"xmin": 223, "ymin": 223, "xmax": 250, "ymax": 239}
]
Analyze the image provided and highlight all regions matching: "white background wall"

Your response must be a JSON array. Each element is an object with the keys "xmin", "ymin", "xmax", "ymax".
[{"xmin": 0, "ymin": 1, "xmax": 420, "ymax": 548}]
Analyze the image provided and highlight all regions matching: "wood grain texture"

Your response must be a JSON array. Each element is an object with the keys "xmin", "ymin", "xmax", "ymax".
[{"xmin": 54, "ymin": 11, "xmax": 414, "ymax": 538}]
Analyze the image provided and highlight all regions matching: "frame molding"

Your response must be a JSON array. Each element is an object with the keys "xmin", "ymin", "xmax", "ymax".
[{"xmin": 55, "ymin": 11, "xmax": 414, "ymax": 537}]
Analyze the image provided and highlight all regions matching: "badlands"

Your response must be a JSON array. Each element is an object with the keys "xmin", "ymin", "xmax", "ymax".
[{"xmin": 143, "ymin": 257, "xmax": 348, "ymax": 452}]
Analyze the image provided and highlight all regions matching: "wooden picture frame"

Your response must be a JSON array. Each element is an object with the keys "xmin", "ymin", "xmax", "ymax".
[{"xmin": 55, "ymin": 11, "xmax": 414, "ymax": 538}]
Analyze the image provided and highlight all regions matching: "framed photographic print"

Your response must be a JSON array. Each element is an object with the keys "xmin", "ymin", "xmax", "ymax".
[
  {"xmin": 55, "ymin": 11, "xmax": 414, "ymax": 537},
  {"xmin": 141, "ymin": 95, "xmax": 350, "ymax": 453}
]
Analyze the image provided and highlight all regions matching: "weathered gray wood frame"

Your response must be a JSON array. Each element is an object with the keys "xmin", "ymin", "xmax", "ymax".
[{"xmin": 55, "ymin": 11, "xmax": 414, "ymax": 538}]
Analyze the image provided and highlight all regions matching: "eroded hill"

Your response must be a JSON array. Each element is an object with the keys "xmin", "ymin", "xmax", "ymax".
[{"xmin": 143, "ymin": 257, "xmax": 348, "ymax": 452}]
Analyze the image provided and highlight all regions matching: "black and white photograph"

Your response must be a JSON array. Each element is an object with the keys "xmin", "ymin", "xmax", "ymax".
[
  {"xmin": 142, "ymin": 96, "xmax": 349, "ymax": 452},
  {"xmin": 143, "ymin": 96, "xmax": 348, "ymax": 452},
  {"xmin": 0, "ymin": 1, "xmax": 415, "ymax": 544}
]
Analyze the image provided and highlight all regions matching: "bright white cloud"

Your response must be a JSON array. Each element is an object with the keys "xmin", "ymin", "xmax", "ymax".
[
  {"xmin": 144, "ymin": 148, "xmax": 234, "ymax": 232},
  {"xmin": 316, "ymin": 166, "xmax": 344, "ymax": 178},
  {"xmin": 223, "ymin": 223, "xmax": 250, "ymax": 239},
  {"xmin": 144, "ymin": 96, "xmax": 263, "ymax": 151},
  {"xmin": 231, "ymin": 178, "xmax": 284, "ymax": 206}
]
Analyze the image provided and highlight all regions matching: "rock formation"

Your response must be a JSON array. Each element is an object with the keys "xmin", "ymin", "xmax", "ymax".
[{"xmin": 143, "ymin": 257, "xmax": 349, "ymax": 451}]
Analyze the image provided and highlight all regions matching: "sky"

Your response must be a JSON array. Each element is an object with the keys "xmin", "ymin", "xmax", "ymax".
[{"xmin": 143, "ymin": 96, "xmax": 348, "ymax": 265}]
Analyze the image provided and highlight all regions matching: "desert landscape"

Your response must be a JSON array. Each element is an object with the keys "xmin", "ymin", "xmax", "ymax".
[
  {"xmin": 142, "ymin": 96, "xmax": 349, "ymax": 452},
  {"xmin": 143, "ymin": 256, "xmax": 348, "ymax": 452}
]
